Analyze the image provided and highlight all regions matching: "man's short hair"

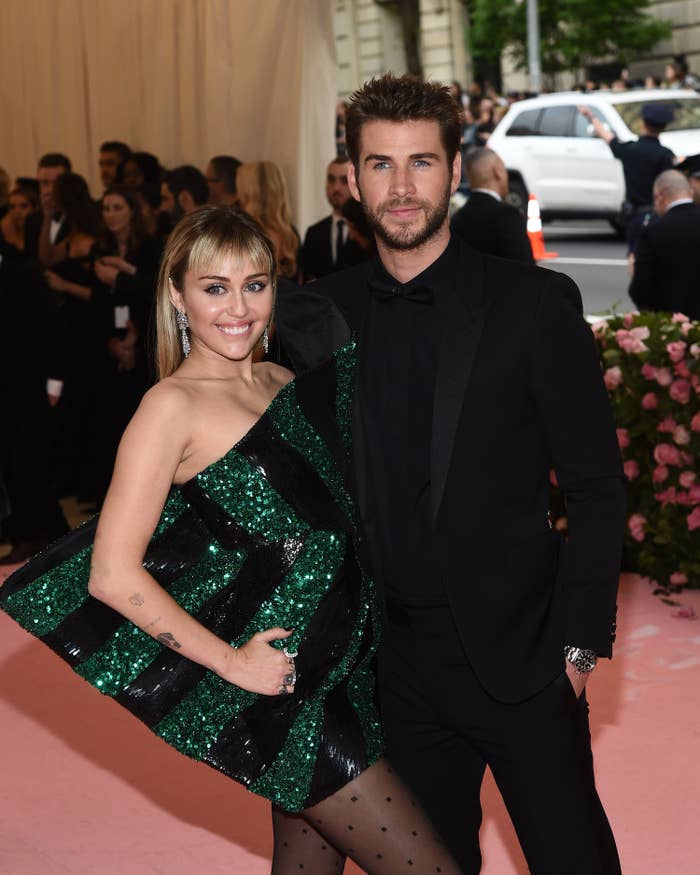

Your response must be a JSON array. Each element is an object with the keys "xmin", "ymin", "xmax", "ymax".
[
  {"xmin": 329, "ymin": 154, "xmax": 350, "ymax": 166},
  {"xmin": 164, "ymin": 165, "xmax": 209, "ymax": 206},
  {"xmin": 100, "ymin": 141, "xmax": 131, "ymax": 161},
  {"xmin": 209, "ymin": 155, "xmax": 242, "ymax": 195},
  {"xmin": 38, "ymin": 153, "xmax": 72, "ymax": 172},
  {"xmin": 345, "ymin": 74, "xmax": 462, "ymax": 170}
]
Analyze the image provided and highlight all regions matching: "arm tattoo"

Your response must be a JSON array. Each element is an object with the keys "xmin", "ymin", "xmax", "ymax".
[
  {"xmin": 156, "ymin": 632, "xmax": 182, "ymax": 650},
  {"xmin": 128, "ymin": 592, "xmax": 145, "ymax": 606}
]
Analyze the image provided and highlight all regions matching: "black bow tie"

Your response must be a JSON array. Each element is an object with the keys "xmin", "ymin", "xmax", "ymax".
[
  {"xmin": 368, "ymin": 275, "xmax": 433, "ymax": 304},
  {"xmin": 52, "ymin": 212, "xmax": 63, "ymax": 223}
]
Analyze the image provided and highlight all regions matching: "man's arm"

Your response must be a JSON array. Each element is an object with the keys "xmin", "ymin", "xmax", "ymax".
[
  {"xmin": 577, "ymin": 106, "xmax": 614, "ymax": 145},
  {"xmin": 530, "ymin": 272, "xmax": 626, "ymax": 658}
]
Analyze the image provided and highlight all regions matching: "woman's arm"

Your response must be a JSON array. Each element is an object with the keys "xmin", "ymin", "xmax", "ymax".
[
  {"xmin": 88, "ymin": 385, "xmax": 294, "ymax": 696},
  {"xmin": 45, "ymin": 269, "xmax": 93, "ymax": 300}
]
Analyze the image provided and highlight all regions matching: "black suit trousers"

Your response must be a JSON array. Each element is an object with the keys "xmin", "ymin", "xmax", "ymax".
[{"xmin": 378, "ymin": 602, "xmax": 621, "ymax": 875}]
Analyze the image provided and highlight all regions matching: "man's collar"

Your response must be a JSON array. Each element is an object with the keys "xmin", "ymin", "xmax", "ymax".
[
  {"xmin": 471, "ymin": 188, "xmax": 502, "ymax": 203},
  {"xmin": 666, "ymin": 197, "xmax": 694, "ymax": 212},
  {"xmin": 370, "ymin": 235, "xmax": 459, "ymax": 293}
]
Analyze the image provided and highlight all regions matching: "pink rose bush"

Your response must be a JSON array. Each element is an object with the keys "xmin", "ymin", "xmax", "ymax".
[{"xmin": 577, "ymin": 312, "xmax": 700, "ymax": 594}]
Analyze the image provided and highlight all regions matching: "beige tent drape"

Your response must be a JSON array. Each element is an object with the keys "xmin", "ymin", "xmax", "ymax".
[{"xmin": 0, "ymin": 0, "xmax": 336, "ymax": 233}]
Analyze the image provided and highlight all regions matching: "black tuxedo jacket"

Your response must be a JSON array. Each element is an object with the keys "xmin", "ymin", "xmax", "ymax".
[
  {"xmin": 23, "ymin": 211, "xmax": 70, "ymax": 262},
  {"xmin": 300, "ymin": 215, "xmax": 366, "ymax": 281},
  {"xmin": 280, "ymin": 239, "xmax": 625, "ymax": 702},
  {"xmin": 629, "ymin": 202, "xmax": 700, "ymax": 320},
  {"xmin": 450, "ymin": 191, "xmax": 534, "ymax": 264}
]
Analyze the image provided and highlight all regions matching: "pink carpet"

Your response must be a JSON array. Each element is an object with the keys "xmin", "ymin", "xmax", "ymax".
[{"xmin": 0, "ymin": 571, "xmax": 698, "ymax": 874}]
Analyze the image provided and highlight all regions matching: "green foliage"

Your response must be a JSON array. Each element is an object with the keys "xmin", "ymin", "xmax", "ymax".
[{"xmin": 470, "ymin": 0, "xmax": 672, "ymax": 77}]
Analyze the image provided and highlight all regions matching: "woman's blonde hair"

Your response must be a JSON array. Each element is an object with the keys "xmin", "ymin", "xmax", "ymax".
[
  {"xmin": 155, "ymin": 206, "xmax": 277, "ymax": 379},
  {"xmin": 236, "ymin": 161, "xmax": 298, "ymax": 278}
]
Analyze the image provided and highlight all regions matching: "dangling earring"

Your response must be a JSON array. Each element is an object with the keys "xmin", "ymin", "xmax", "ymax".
[
  {"xmin": 262, "ymin": 326, "xmax": 269, "ymax": 355},
  {"xmin": 176, "ymin": 309, "xmax": 190, "ymax": 357}
]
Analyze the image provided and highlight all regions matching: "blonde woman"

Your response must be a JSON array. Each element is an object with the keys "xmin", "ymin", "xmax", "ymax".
[
  {"xmin": 1, "ymin": 207, "xmax": 459, "ymax": 875},
  {"xmin": 236, "ymin": 160, "xmax": 300, "ymax": 280}
]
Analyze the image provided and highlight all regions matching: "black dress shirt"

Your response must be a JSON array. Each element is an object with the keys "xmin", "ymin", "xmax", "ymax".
[{"xmin": 360, "ymin": 239, "xmax": 458, "ymax": 606}]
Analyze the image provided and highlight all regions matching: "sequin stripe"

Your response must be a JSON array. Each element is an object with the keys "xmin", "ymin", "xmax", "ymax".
[
  {"xmin": 76, "ymin": 547, "xmax": 247, "ymax": 696},
  {"xmin": 152, "ymin": 487, "xmax": 190, "ymax": 537},
  {"xmin": 153, "ymin": 530, "xmax": 346, "ymax": 763},
  {"xmin": 250, "ymin": 601, "xmax": 370, "ymax": 811},
  {"xmin": 333, "ymin": 338, "xmax": 356, "ymax": 456},
  {"xmin": 2, "ymin": 546, "xmax": 93, "ymax": 637},
  {"xmin": 269, "ymin": 383, "xmax": 356, "ymax": 527},
  {"xmin": 194, "ymin": 441, "xmax": 309, "ymax": 543}
]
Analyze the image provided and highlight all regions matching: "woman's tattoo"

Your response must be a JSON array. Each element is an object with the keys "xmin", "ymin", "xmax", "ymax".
[
  {"xmin": 156, "ymin": 632, "xmax": 182, "ymax": 650},
  {"xmin": 128, "ymin": 592, "xmax": 145, "ymax": 606}
]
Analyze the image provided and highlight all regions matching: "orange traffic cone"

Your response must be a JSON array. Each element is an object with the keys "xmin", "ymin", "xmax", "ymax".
[{"xmin": 527, "ymin": 194, "xmax": 558, "ymax": 260}]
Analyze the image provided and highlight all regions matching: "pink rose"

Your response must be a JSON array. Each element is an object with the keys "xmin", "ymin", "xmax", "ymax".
[
  {"xmin": 628, "ymin": 514, "xmax": 647, "ymax": 542},
  {"xmin": 669, "ymin": 379, "xmax": 691, "ymax": 404},
  {"xmin": 676, "ymin": 491, "xmax": 692, "ymax": 506},
  {"xmin": 690, "ymin": 343, "xmax": 700, "ymax": 359},
  {"xmin": 671, "ymin": 312, "xmax": 690, "ymax": 323},
  {"xmin": 674, "ymin": 361, "xmax": 692, "ymax": 378},
  {"xmin": 680, "ymin": 452, "xmax": 695, "ymax": 467},
  {"xmin": 622, "ymin": 313, "xmax": 634, "ymax": 328},
  {"xmin": 657, "ymin": 416, "xmax": 677, "ymax": 433},
  {"xmin": 655, "ymin": 487, "xmax": 678, "ymax": 506},
  {"xmin": 604, "ymin": 367, "xmax": 623, "ymax": 390},
  {"xmin": 690, "ymin": 484, "xmax": 700, "ymax": 505},
  {"xmin": 691, "ymin": 412, "xmax": 700, "ymax": 432},
  {"xmin": 653, "ymin": 465, "xmax": 669, "ymax": 484},
  {"xmin": 624, "ymin": 460, "xmax": 640, "ymax": 480},
  {"xmin": 667, "ymin": 341, "xmax": 687, "ymax": 362},
  {"xmin": 679, "ymin": 470, "xmax": 697, "ymax": 488},
  {"xmin": 616, "ymin": 428, "xmax": 630, "ymax": 449},
  {"xmin": 615, "ymin": 327, "xmax": 649, "ymax": 354},
  {"xmin": 673, "ymin": 425, "xmax": 691, "ymax": 446},
  {"xmin": 656, "ymin": 367, "xmax": 673, "ymax": 387},
  {"xmin": 687, "ymin": 507, "xmax": 700, "ymax": 531},
  {"xmin": 641, "ymin": 392, "xmax": 658, "ymax": 410},
  {"xmin": 654, "ymin": 443, "xmax": 681, "ymax": 466},
  {"xmin": 591, "ymin": 320, "xmax": 608, "ymax": 336},
  {"xmin": 681, "ymin": 322, "xmax": 692, "ymax": 337},
  {"xmin": 641, "ymin": 362, "xmax": 657, "ymax": 380}
]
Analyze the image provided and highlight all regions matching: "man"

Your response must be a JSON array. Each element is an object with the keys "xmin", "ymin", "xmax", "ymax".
[
  {"xmin": 578, "ymin": 102, "xmax": 675, "ymax": 253},
  {"xmin": 99, "ymin": 140, "xmax": 131, "ymax": 189},
  {"xmin": 629, "ymin": 169, "xmax": 700, "ymax": 320},
  {"xmin": 289, "ymin": 75, "xmax": 625, "ymax": 874},
  {"xmin": 450, "ymin": 147, "xmax": 533, "ymax": 263},
  {"xmin": 0, "ymin": 240, "xmax": 68, "ymax": 563},
  {"xmin": 24, "ymin": 153, "xmax": 72, "ymax": 263},
  {"xmin": 160, "ymin": 166, "xmax": 209, "ymax": 223},
  {"xmin": 300, "ymin": 155, "xmax": 365, "ymax": 280},
  {"xmin": 205, "ymin": 155, "xmax": 242, "ymax": 206}
]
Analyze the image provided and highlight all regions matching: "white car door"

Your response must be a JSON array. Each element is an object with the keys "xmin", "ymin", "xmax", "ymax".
[
  {"xmin": 525, "ymin": 105, "xmax": 578, "ymax": 209},
  {"xmin": 570, "ymin": 107, "xmax": 625, "ymax": 211}
]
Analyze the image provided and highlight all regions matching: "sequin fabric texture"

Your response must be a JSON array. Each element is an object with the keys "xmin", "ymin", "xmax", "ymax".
[{"xmin": 0, "ymin": 341, "xmax": 383, "ymax": 812}]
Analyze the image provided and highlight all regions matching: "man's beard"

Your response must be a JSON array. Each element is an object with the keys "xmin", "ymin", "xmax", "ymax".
[{"xmin": 359, "ymin": 181, "xmax": 452, "ymax": 252}]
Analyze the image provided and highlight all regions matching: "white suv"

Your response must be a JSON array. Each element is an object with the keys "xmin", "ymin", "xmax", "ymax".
[{"xmin": 488, "ymin": 89, "xmax": 700, "ymax": 222}]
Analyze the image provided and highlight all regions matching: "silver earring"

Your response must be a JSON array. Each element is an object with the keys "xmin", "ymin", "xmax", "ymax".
[
  {"xmin": 262, "ymin": 327, "xmax": 269, "ymax": 354},
  {"xmin": 176, "ymin": 309, "xmax": 190, "ymax": 357}
]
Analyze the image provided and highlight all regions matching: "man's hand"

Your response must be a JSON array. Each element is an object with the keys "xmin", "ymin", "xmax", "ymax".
[{"xmin": 565, "ymin": 660, "xmax": 589, "ymax": 699}]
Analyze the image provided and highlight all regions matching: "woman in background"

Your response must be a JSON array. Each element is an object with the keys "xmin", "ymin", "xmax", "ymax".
[
  {"xmin": 0, "ymin": 183, "xmax": 39, "ymax": 253},
  {"xmin": 236, "ymin": 161, "xmax": 300, "ymax": 281}
]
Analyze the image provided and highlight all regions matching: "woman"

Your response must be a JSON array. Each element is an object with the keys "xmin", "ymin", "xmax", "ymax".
[
  {"xmin": 0, "ymin": 207, "xmax": 459, "ymax": 875},
  {"xmin": 236, "ymin": 161, "xmax": 300, "ymax": 280},
  {"xmin": 0, "ymin": 183, "xmax": 39, "ymax": 252},
  {"xmin": 91, "ymin": 185, "xmax": 164, "ymax": 498}
]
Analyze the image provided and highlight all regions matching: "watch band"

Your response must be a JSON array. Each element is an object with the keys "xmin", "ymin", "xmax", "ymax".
[{"xmin": 564, "ymin": 645, "xmax": 597, "ymax": 674}]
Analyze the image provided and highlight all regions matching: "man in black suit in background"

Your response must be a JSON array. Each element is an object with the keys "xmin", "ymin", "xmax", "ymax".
[
  {"xmin": 283, "ymin": 75, "xmax": 625, "ymax": 874},
  {"xmin": 24, "ymin": 153, "xmax": 72, "ymax": 264},
  {"xmin": 300, "ymin": 155, "xmax": 364, "ymax": 280},
  {"xmin": 630, "ymin": 169, "xmax": 700, "ymax": 319},
  {"xmin": 450, "ymin": 147, "xmax": 534, "ymax": 263}
]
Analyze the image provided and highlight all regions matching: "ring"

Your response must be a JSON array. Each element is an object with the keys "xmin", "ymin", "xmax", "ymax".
[
  {"xmin": 278, "ymin": 685, "xmax": 288, "ymax": 695},
  {"xmin": 283, "ymin": 647, "xmax": 298, "ymax": 659},
  {"xmin": 283, "ymin": 672, "xmax": 296, "ymax": 686}
]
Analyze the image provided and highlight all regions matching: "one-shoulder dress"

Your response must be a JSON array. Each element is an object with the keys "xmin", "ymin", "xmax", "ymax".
[{"xmin": 0, "ymin": 341, "xmax": 383, "ymax": 812}]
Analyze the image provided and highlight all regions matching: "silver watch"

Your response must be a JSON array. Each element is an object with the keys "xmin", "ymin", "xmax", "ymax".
[{"xmin": 564, "ymin": 645, "xmax": 597, "ymax": 674}]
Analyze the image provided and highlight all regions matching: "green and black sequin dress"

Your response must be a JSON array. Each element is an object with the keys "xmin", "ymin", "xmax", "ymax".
[{"xmin": 0, "ymin": 341, "xmax": 383, "ymax": 812}]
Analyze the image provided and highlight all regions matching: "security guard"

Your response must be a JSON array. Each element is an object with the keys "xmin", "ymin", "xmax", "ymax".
[{"xmin": 578, "ymin": 102, "xmax": 675, "ymax": 253}]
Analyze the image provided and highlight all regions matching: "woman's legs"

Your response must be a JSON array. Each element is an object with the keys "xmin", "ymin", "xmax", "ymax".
[{"xmin": 271, "ymin": 759, "xmax": 461, "ymax": 875}]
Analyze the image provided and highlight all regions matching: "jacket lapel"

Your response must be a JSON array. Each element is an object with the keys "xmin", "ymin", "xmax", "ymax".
[{"xmin": 431, "ymin": 248, "xmax": 486, "ymax": 523}]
